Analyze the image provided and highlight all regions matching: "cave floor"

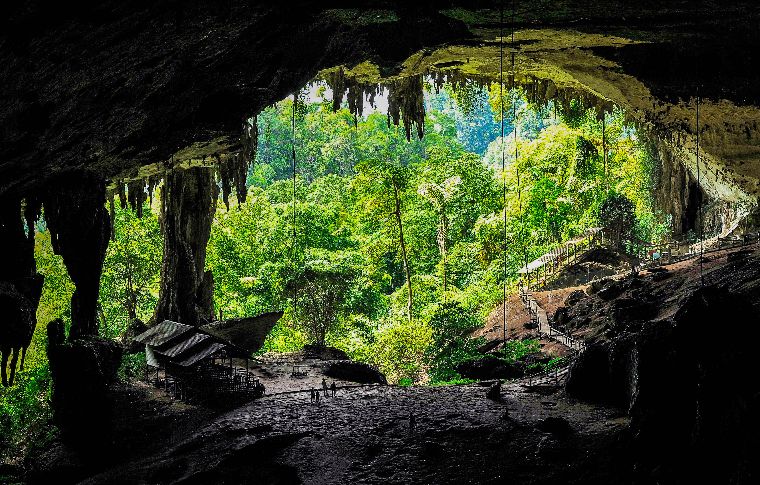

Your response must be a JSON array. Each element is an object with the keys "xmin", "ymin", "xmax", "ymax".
[{"xmin": 77, "ymin": 377, "xmax": 630, "ymax": 485}]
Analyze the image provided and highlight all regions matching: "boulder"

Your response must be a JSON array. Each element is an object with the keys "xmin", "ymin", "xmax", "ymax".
[
  {"xmin": 535, "ymin": 416, "xmax": 573, "ymax": 439},
  {"xmin": 535, "ymin": 435, "xmax": 573, "ymax": 461},
  {"xmin": 553, "ymin": 306, "xmax": 569, "ymax": 327},
  {"xmin": 596, "ymin": 280, "xmax": 624, "ymax": 301},
  {"xmin": 303, "ymin": 345, "xmax": 349, "ymax": 361},
  {"xmin": 456, "ymin": 356, "xmax": 523, "ymax": 380},
  {"xmin": 486, "ymin": 380, "xmax": 502, "ymax": 401},
  {"xmin": 564, "ymin": 290, "xmax": 587, "ymax": 307},
  {"xmin": 47, "ymin": 319, "xmax": 123, "ymax": 458},
  {"xmin": 323, "ymin": 360, "xmax": 386, "ymax": 384}
]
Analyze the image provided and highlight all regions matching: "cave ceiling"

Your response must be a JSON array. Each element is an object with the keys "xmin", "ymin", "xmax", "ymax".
[{"xmin": 1, "ymin": 1, "xmax": 760, "ymax": 211}]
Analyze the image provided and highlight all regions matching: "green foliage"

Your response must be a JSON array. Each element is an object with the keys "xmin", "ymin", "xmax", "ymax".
[
  {"xmin": 370, "ymin": 319, "xmax": 433, "ymax": 384},
  {"xmin": 289, "ymin": 259, "xmax": 356, "ymax": 347},
  {"xmin": 499, "ymin": 339, "xmax": 541, "ymax": 363},
  {"xmin": 259, "ymin": 314, "xmax": 308, "ymax": 354},
  {"xmin": 0, "ymin": 364, "xmax": 53, "ymax": 461},
  {"xmin": 426, "ymin": 301, "xmax": 484, "ymax": 383},
  {"xmin": 99, "ymin": 201, "xmax": 162, "ymax": 338},
  {"xmin": 118, "ymin": 352, "xmax": 146, "ymax": 382},
  {"xmin": 599, "ymin": 193, "xmax": 637, "ymax": 248}
]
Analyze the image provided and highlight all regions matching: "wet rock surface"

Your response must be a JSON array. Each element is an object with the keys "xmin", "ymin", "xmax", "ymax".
[
  {"xmin": 565, "ymin": 247, "xmax": 760, "ymax": 483},
  {"xmin": 322, "ymin": 361, "xmax": 387, "ymax": 385},
  {"xmin": 46, "ymin": 319, "xmax": 123, "ymax": 457},
  {"xmin": 79, "ymin": 381, "xmax": 630, "ymax": 485}
]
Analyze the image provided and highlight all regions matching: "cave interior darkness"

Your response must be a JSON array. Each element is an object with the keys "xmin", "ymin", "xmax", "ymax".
[{"xmin": 2, "ymin": 1, "xmax": 760, "ymax": 484}]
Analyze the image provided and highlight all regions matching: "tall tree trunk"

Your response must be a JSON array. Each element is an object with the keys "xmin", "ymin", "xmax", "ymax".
[
  {"xmin": 439, "ymin": 211, "xmax": 448, "ymax": 301},
  {"xmin": 152, "ymin": 167, "xmax": 217, "ymax": 326},
  {"xmin": 393, "ymin": 181, "xmax": 413, "ymax": 321}
]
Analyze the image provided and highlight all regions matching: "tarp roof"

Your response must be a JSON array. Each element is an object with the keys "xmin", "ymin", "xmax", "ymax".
[
  {"xmin": 135, "ymin": 317, "xmax": 257, "ymax": 368},
  {"xmin": 177, "ymin": 342, "xmax": 227, "ymax": 367},
  {"xmin": 133, "ymin": 320, "xmax": 194, "ymax": 347},
  {"xmin": 158, "ymin": 333, "xmax": 211, "ymax": 359},
  {"xmin": 201, "ymin": 311, "xmax": 283, "ymax": 354}
]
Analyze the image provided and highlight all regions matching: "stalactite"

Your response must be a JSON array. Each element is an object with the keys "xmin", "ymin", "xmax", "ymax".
[
  {"xmin": 217, "ymin": 116, "xmax": 258, "ymax": 209},
  {"xmin": 42, "ymin": 171, "xmax": 111, "ymax": 338},
  {"xmin": 387, "ymin": 75, "xmax": 425, "ymax": 141},
  {"xmin": 107, "ymin": 190, "xmax": 116, "ymax": 241},
  {"xmin": 325, "ymin": 67, "xmax": 347, "ymax": 112},
  {"xmin": 127, "ymin": 180, "xmax": 147, "ymax": 218},
  {"xmin": 324, "ymin": 67, "xmax": 381, "ymax": 125},
  {"xmin": 147, "ymin": 175, "xmax": 161, "ymax": 205},
  {"xmin": 117, "ymin": 182, "xmax": 127, "ymax": 210}
]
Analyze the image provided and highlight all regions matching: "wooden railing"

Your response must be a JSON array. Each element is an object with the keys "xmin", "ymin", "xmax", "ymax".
[
  {"xmin": 519, "ymin": 286, "xmax": 586, "ymax": 353},
  {"xmin": 519, "ymin": 228, "xmax": 604, "ymax": 291}
]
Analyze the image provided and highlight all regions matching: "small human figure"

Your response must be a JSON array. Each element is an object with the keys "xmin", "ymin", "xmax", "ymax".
[
  {"xmin": 486, "ymin": 379, "xmax": 502, "ymax": 401},
  {"xmin": 322, "ymin": 378, "xmax": 328, "ymax": 397},
  {"xmin": 408, "ymin": 412, "xmax": 415, "ymax": 435},
  {"xmin": 330, "ymin": 381, "xmax": 337, "ymax": 397},
  {"xmin": 310, "ymin": 388, "xmax": 315, "ymax": 404},
  {"xmin": 630, "ymin": 258, "xmax": 640, "ymax": 277},
  {"xmin": 315, "ymin": 390, "xmax": 321, "ymax": 404}
]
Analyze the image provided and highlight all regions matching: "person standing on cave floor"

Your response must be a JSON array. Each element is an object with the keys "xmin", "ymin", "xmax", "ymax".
[
  {"xmin": 310, "ymin": 388, "xmax": 315, "ymax": 404},
  {"xmin": 315, "ymin": 390, "xmax": 321, "ymax": 405},
  {"xmin": 408, "ymin": 412, "xmax": 416, "ymax": 435},
  {"xmin": 322, "ymin": 378, "xmax": 328, "ymax": 397},
  {"xmin": 330, "ymin": 381, "xmax": 337, "ymax": 397}
]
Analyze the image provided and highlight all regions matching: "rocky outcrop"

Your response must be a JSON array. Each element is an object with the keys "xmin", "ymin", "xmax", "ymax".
[
  {"xmin": 566, "ymin": 286, "xmax": 760, "ymax": 483},
  {"xmin": 0, "ymin": 196, "xmax": 44, "ymax": 385},
  {"xmin": 457, "ymin": 352, "xmax": 554, "ymax": 381},
  {"xmin": 323, "ymin": 360, "xmax": 387, "ymax": 384},
  {"xmin": 0, "ymin": 282, "xmax": 36, "ymax": 386},
  {"xmin": 457, "ymin": 356, "xmax": 524, "ymax": 380},
  {"xmin": 47, "ymin": 319, "xmax": 123, "ymax": 457}
]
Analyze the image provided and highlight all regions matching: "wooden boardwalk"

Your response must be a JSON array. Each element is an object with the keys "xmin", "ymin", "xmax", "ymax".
[{"xmin": 519, "ymin": 286, "xmax": 587, "ymax": 353}]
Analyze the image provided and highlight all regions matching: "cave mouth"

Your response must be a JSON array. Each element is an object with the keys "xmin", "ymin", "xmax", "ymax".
[
  {"xmin": 39, "ymin": 70, "xmax": 669, "ymax": 379},
  {"xmin": 4, "ymin": 7, "xmax": 760, "ymax": 483}
]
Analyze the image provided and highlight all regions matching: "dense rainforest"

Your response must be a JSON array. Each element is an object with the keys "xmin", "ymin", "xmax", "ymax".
[{"xmin": 0, "ymin": 79, "xmax": 666, "ymax": 459}]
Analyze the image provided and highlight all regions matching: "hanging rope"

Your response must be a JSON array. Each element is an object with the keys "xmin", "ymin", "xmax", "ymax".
[
  {"xmin": 500, "ymin": 0, "xmax": 507, "ymax": 344},
  {"xmin": 291, "ymin": 93, "xmax": 298, "ymax": 307},
  {"xmin": 696, "ymin": 93, "xmax": 704, "ymax": 286},
  {"xmin": 512, "ymin": 0, "xmax": 528, "ymax": 285},
  {"xmin": 602, "ymin": 111, "xmax": 607, "ymax": 194}
]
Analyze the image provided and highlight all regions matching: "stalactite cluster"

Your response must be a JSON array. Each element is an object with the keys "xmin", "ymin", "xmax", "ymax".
[
  {"xmin": 387, "ymin": 75, "xmax": 425, "ymax": 141},
  {"xmin": 324, "ymin": 67, "xmax": 381, "ymax": 124},
  {"xmin": 323, "ymin": 64, "xmax": 622, "ymax": 144},
  {"xmin": 217, "ymin": 116, "xmax": 258, "ymax": 209}
]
